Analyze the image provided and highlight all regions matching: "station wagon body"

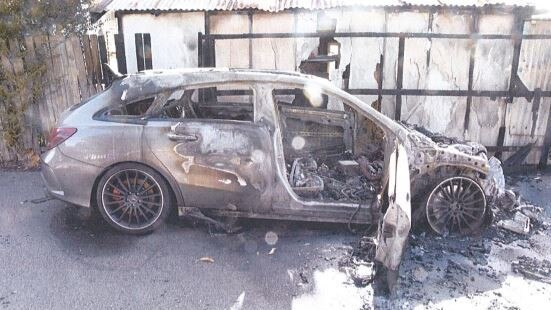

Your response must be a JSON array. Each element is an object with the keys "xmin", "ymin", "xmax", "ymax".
[{"xmin": 41, "ymin": 68, "xmax": 498, "ymax": 282}]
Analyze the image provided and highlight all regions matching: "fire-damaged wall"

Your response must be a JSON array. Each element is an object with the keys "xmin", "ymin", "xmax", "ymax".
[
  {"xmin": 205, "ymin": 8, "xmax": 550, "ymax": 165},
  {"xmin": 98, "ymin": 7, "xmax": 551, "ymax": 165},
  {"xmin": 506, "ymin": 19, "xmax": 551, "ymax": 164}
]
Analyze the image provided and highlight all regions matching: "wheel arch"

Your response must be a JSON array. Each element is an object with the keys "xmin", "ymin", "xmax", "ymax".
[
  {"xmin": 411, "ymin": 164, "xmax": 487, "ymax": 201},
  {"xmin": 410, "ymin": 164, "xmax": 489, "ymax": 226},
  {"xmin": 90, "ymin": 161, "xmax": 184, "ymax": 211}
]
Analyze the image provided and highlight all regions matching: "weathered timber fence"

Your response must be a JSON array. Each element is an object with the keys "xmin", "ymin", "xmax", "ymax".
[
  {"xmin": 198, "ymin": 13, "xmax": 551, "ymax": 167},
  {"xmin": 0, "ymin": 34, "xmax": 108, "ymax": 162}
]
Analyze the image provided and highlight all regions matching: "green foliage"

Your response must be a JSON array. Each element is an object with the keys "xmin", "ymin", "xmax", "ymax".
[
  {"xmin": 0, "ymin": 0, "xmax": 90, "ymax": 153},
  {"xmin": 0, "ymin": 0, "xmax": 91, "ymax": 40}
]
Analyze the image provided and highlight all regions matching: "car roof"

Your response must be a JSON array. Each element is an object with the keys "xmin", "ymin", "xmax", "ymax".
[{"xmin": 123, "ymin": 67, "xmax": 333, "ymax": 88}]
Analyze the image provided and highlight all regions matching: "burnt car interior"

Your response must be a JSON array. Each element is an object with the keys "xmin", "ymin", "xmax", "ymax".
[
  {"xmin": 272, "ymin": 86, "xmax": 385, "ymax": 204},
  {"xmin": 156, "ymin": 85, "xmax": 254, "ymax": 121},
  {"xmin": 98, "ymin": 97, "xmax": 156, "ymax": 118},
  {"xmin": 108, "ymin": 81, "xmax": 387, "ymax": 208}
]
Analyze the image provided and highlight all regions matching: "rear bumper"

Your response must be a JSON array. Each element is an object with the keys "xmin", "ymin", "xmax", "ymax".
[{"xmin": 41, "ymin": 147, "xmax": 102, "ymax": 207}]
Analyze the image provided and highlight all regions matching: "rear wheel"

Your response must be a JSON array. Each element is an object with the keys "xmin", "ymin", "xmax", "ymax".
[
  {"xmin": 96, "ymin": 163, "xmax": 172, "ymax": 234},
  {"xmin": 425, "ymin": 176, "xmax": 486, "ymax": 235}
]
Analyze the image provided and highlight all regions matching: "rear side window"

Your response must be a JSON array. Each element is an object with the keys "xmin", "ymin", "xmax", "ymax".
[
  {"xmin": 96, "ymin": 97, "xmax": 155, "ymax": 119},
  {"xmin": 155, "ymin": 84, "xmax": 254, "ymax": 122},
  {"xmin": 125, "ymin": 98, "xmax": 155, "ymax": 116}
]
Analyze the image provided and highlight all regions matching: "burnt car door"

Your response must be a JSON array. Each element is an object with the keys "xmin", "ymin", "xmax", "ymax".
[
  {"xmin": 143, "ymin": 84, "xmax": 274, "ymax": 213},
  {"xmin": 375, "ymin": 142, "xmax": 411, "ymax": 291}
]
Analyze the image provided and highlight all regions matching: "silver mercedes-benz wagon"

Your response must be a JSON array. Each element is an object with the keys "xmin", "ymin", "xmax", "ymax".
[{"xmin": 41, "ymin": 68, "xmax": 498, "ymax": 278}]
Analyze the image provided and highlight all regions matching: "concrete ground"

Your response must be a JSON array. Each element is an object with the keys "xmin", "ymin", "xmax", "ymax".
[{"xmin": 1, "ymin": 169, "xmax": 550, "ymax": 309}]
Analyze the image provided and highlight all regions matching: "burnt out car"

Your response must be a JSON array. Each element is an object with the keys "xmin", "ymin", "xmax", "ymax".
[{"xmin": 41, "ymin": 68, "xmax": 498, "ymax": 277}]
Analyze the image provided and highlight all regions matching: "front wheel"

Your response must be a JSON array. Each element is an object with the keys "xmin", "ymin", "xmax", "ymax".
[
  {"xmin": 96, "ymin": 163, "xmax": 172, "ymax": 234},
  {"xmin": 425, "ymin": 176, "xmax": 487, "ymax": 235}
]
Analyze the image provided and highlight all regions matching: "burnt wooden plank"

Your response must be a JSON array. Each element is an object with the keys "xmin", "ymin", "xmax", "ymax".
[
  {"xmin": 539, "ymin": 101, "xmax": 551, "ymax": 168},
  {"xmin": 135, "ymin": 33, "xmax": 144, "ymax": 72},
  {"xmin": 394, "ymin": 36, "xmax": 405, "ymax": 121},
  {"xmin": 88, "ymin": 35, "xmax": 102, "ymax": 89},
  {"xmin": 346, "ymin": 88, "xmax": 551, "ymax": 98},
  {"xmin": 143, "ymin": 33, "xmax": 152, "ymax": 70},
  {"xmin": 114, "ymin": 33, "xmax": 127, "ymax": 74},
  {"xmin": 497, "ymin": 9, "xmax": 525, "ymax": 160},
  {"xmin": 463, "ymin": 9, "xmax": 479, "ymax": 132},
  {"xmin": 197, "ymin": 32, "xmax": 204, "ymax": 68},
  {"xmin": 203, "ymin": 31, "xmax": 551, "ymax": 40},
  {"xmin": 494, "ymin": 126, "xmax": 507, "ymax": 160},
  {"xmin": 97, "ymin": 35, "xmax": 109, "ymax": 84}
]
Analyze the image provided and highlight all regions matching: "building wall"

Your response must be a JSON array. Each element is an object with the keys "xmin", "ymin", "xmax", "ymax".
[{"xmin": 121, "ymin": 12, "xmax": 205, "ymax": 73}]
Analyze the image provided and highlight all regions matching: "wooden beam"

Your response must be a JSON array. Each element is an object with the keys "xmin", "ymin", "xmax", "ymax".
[
  {"xmin": 394, "ymin": 36, "xmax": 405, "ymax": 121},
  {"xmin": 464, "ymin": 9, "xmax": 479, "ymax": 133}
]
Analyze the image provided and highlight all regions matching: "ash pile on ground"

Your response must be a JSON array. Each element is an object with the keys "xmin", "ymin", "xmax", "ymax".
[{"xmin": 334, "ymin": 170, "xmax": 551, "ymax": 309}]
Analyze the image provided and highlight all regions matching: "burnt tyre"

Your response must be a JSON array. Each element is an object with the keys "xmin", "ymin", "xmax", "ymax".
[
  {"xmin": 96, "ymin": 163, "xmax": 172, "ymax": 234},
  {"xmin": 425, "ymin": 176, "xmax": 487, "ymax": 236}
]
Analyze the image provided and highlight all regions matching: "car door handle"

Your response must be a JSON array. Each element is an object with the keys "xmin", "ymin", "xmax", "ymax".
[{"xmin": 167, "ymin": 132, "xmax": 198, "ymax": 142}]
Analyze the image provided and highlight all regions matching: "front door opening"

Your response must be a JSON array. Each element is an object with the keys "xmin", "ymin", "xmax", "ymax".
[{"xmin": 273, "ymin": 86, "xmax": 385, "ymax": 204}]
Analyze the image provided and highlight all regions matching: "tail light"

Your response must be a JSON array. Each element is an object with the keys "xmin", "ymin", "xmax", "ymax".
[{"xmin": 47, "ymin": 127, "xmax": 77, "ymax": 150}]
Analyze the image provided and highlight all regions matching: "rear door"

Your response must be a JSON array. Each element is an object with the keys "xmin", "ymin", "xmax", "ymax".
[
  {"xmin": 375, "ymin": 142, "xmax": 411, "ymax": 291},
  {"xmin": 143, "ymin": 84, "xmax": 274, "ymax": 213}
]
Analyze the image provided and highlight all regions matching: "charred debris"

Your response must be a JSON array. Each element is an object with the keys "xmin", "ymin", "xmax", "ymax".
[{"xmin": 288, "ymin": 149, "xmax": 384, "ymax": 203}]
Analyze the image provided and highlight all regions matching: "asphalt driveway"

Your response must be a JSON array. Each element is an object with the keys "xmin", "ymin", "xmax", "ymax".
[
  {"xmin": 2, "ymin": 169, "xmax": 551, "ymax": 309},
  {"xmin": 0, "ymin": 171, "xmax": 360, "ymax": 309}
]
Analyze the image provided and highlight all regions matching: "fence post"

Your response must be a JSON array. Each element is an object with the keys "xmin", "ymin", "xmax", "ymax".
[
  {"xmin": 463, "ymin": 9, "xmax": 479, "ymax": 134},
  {"xmin": 394, "ymin": 36, "xmax": 405, "ymax": 121},
  {"xmin": 197, "ymin": 32, "xmax": 203, "ymax": 68},
  {"xmin": 539, "ymin": 89, "xmax": 551, "ymax": 168},
  {"xmin": 496, "ymin": 9, "xmax": 525, "ymax": 160},
  {"xmin": 114, "ymin": 33, "xmax": 127, "ymax": 74}
]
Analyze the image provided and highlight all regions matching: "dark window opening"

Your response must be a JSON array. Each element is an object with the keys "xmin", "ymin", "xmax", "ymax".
[
  {"xmin": 156, "ymin": 85, "xmax": 254, "ymax": 122},
  {"xmin": 100, "ymin": 97, "xmax": 155, "ymax": 118},
  {"xmin": 272, "ymin": 88, "xmax": 328, "ymax": 109},
  {"xmin": 298, "ymin": 37, "xmax": 340, "ymax": 79},
  {"xmin": 273, "ymin": 85, "xmax": 385, "ymax": 203},
  {"xmin": 126, "ymin": 98, "xmax": 155, "ymax": 116},
  {"xmin": 135, "ymin": 33, "xmax": 152, "ymax": 71}
]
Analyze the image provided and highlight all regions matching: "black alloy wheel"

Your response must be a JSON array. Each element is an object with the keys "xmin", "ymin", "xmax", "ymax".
[{"xmin": 97, "ymin": 164, "xmax": 171, "ymax": 234}]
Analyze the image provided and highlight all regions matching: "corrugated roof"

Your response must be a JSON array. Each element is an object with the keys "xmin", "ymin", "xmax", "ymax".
[{"xmin": 91, "ymin": 0, "xmax": 537, "ymax": 13}]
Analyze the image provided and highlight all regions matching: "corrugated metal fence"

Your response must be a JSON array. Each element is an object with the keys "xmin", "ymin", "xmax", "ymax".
[{"xmin": 0, "ymin": 34, "xmax": 108, "ymax": 162}]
